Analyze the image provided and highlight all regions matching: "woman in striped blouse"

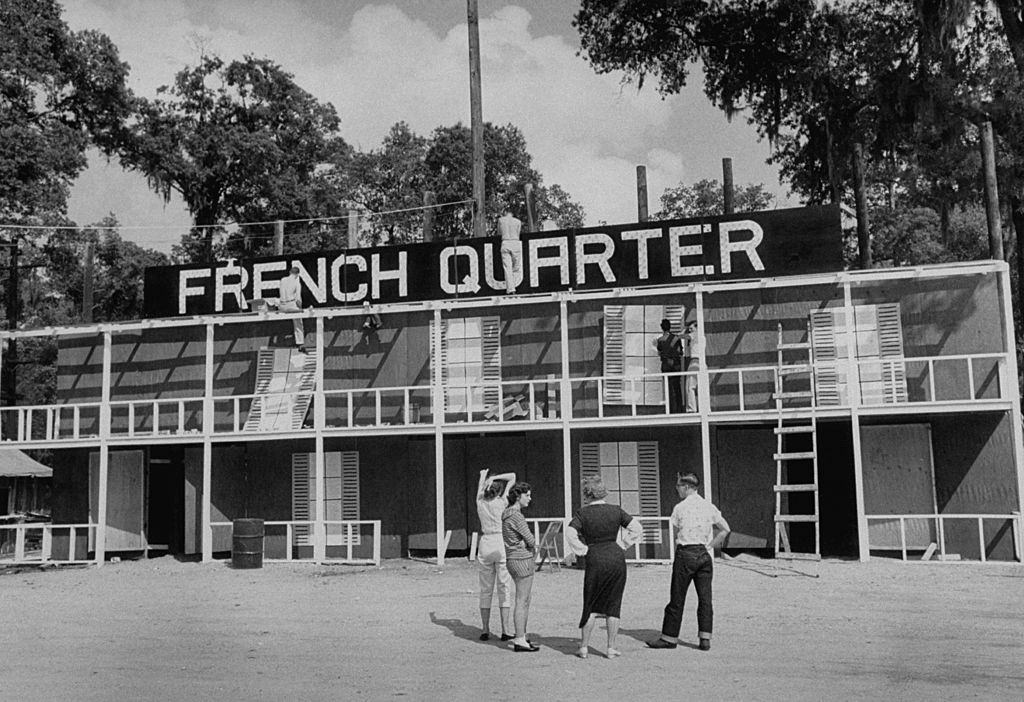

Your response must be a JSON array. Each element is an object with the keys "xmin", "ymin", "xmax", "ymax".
[{"xmin": 502, "ymin": 482, "xmax": 539, "ymax": 652}]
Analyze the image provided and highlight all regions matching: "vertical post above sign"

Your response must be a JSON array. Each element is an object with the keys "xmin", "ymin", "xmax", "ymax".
[{"xmin": 636, "ymin": 165, "xmax": 649, "ymax": 222}]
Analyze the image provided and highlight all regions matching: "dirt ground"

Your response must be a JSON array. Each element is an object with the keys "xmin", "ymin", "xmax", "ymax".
[{"xmin": 1, "ymin": 555, "xmax": 1021, "ymax": 701}]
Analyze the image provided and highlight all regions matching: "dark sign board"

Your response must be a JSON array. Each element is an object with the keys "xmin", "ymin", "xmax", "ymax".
[{"xmin": 143, "ymin": 206, "xmax": 842, "ymax": 318}]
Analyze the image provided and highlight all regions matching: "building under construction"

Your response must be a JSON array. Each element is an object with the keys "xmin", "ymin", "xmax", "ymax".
[{"xmin": 1, "ymin": 206, "xmax": 1021, "ymax": 565}]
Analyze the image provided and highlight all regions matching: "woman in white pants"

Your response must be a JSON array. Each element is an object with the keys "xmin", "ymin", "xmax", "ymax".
[{"xmin": 476, "ymin": 468, "xmax": 516, "ymax": 641}]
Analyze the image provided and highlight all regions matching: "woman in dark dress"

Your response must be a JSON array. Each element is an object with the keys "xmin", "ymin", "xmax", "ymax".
[{"xmin": 566, "ymin": 476, "xmax": 643, "ymax": 659}]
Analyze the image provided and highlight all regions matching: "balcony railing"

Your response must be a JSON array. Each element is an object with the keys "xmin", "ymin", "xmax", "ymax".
[
  {"xmin": 0, "ymin": 352, "xmax": 1011, "ymax": 445},
  {"xmin": 210, "ymin": 519, "xmax": 382, "ymax": 565},
  {"xmin": 0, "ymin": 522, "xmax": 97, "ymax": 564},
  {"xmin": 865, "ymin": 513, "xmax": 1021, "ymax": 562}
]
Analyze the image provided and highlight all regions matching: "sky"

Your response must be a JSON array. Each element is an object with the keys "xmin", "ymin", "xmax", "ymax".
[{"xmin": 62, "ymin": 0, "xmax": 789, "ymax": 252}]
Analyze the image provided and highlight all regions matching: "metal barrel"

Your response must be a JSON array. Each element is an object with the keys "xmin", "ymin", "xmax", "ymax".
[{"xmin": 231, "ymin": 518, "xmax": 264, "ymax": 569}]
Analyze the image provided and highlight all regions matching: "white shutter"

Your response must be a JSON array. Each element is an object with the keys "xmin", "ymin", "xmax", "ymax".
[
  {"xmin": 603, "ymin": 306, "xmax": 625, "ymax": 404},
  {"xmin": 430, "ymin": 318, "xmax": 450, "ymax": 412},
  {"xmin": 810, "ymin": 309, "xmax": 844, "ymax": 405},
  {"xmin": 637, "ymin": 441, "xmax": 662, "ymax": 543},
  {"xmin": 292, "ymin": 452, "xmax": 313, "ymax": 546},
  {"xmin": 876, "ymin": 303, "xmax": 907, "ymax": 403},
  {"xmin": 663, "ymin": 305, "xmax": 685, "ymax": 334},
  {"xmin": 481, "ymin": 315, "xmax": 502, "ymax": 411},
  {"xmin": 340, "ymin": 451, "xmax": 360, "ymax": 520}
]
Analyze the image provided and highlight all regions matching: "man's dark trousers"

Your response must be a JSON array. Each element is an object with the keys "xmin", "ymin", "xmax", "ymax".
[{"xmin": 661, "ymin": 544, "xmax": 713, "ymax": 639}]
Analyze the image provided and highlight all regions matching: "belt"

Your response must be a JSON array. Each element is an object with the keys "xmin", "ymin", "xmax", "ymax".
[
  {"xmin": 677, "ymin": 543, "xmax": 707, "ymax": 549},
  {"xmin": 482, "ymin": 531, "xmax": 502, "ymax": 536}
]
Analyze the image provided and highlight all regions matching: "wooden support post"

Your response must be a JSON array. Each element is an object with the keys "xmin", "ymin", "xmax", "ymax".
[
  {"xmin": 201, "ymin": 322, "xmax": 214, "ymax": 562},
  {"xmin": 83, "ymin": 241, "xmax": 94, "ymax": 323},
  {"xmin": 843, "ymin": 280, "xmax": 869, "ymax": 561},
  {"xmin": 997, "ymin": 266, "xmax": 1024, "ymax": 562},
  {"xmin": 524, "ymin": 183, "xmax": 537, "ymax": 233},
  {"xmin": 467, "ymin": 0, "xmax": 485, "ymax": 238},
  {"xmin": 980, "ymin": 121, "xmax": 1004, "ymax": 260},
  {"xmin": 96, "ymin": 330, "xmax": 112, "ymax": 565},
  {"xmin": 695, "ymin": 291, "xmax": 713, "ymax": 505},
  {"xmin": 313, "ymin": 317, "xmax": 326, "ymax": 563},
  {"xmin": 423, "ymin": 191, "xmax": 437, "ymax": 242},
  {"xmin": 433, "ymin": 307, "xmax": 446, "ymax": 565},
  {"xmin": 852, "ymin": 143, "xmax": 871, "ymax": 269},
  {"xmin": 722, "ymin": 158, "xmax": 734, "ymax": 214},
  {"xmin": 636, "ymin": 165, "xmax": 649, "ymax": 222},
  {"xmin": 347, "ymin": 210, "xmax": 359, "ymax": 249},
  {"xmin": 559, "ymin": 297, "xmax": 572, "ymax": 557},
  {"xmin": 274, "ymin": 220, "xmax": 285, "ymax": 256}
]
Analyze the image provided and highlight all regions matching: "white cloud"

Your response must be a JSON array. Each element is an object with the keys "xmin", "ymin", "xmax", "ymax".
[{"xmin": 63, "ymin": 1, "xmax": 785, "ymax": 249}]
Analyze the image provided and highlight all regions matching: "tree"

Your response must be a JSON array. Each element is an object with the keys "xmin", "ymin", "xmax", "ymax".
[
  {"xmin": 0, "ymin": 0, "xmax": 132, "ymax": 221},
  {"xmin": 655, "ymin": 179, "xmax": 775, "ymax": 219},
  {"xmin": 121, "ymin": 55, "xmax": 348, "ymax": 261}
]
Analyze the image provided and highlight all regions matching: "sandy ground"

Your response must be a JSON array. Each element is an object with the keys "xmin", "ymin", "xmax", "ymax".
[{"xmin": 1, "ymin": 555, "xmax": 1022, "ymax": 702}]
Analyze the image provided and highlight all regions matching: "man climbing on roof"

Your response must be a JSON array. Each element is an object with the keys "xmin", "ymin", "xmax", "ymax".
[
  {"xmin": 498, "ymin": 206, "xmax": 523, "ymax": 295},
  {"xmin": 278, "ymin": 265, "xmax": 307, "ymax": 353}
]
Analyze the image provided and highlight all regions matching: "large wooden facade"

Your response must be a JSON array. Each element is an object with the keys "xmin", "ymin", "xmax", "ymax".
[{"xmin": 2, "ymin": 257, "xmax": 1022, "ymax": 565}]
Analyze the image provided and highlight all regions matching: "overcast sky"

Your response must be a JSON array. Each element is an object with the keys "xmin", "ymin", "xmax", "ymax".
[{"xmin": 63, "ymin": 0, "xmax": 789, "ymax": 252}]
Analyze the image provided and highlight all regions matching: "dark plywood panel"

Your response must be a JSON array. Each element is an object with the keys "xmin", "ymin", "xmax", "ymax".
[
  {"xmin": 713, "ymin": 426, "xmax": 775, "ymax": 548},
  {"xmin": 861, "ymin": 424, "xmax": 935, "ymax": 549}
]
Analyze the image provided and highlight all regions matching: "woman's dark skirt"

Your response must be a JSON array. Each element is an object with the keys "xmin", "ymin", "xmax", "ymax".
[{"xmin": 579, "ymin": 541, "xmax": 627, "ymax": 628}]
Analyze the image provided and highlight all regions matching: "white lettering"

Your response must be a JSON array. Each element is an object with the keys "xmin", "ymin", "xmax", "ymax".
[
  {"xmin": 293, "ymin": 258, "xmax": 327, "ymax": 304},
  {"xmin": 669, "ymin": 225, "xmax": 705, "ymax": 277},
  {"xmin": 179, "ymin": 269, "xmax": 210, "ymax": 314},
  {"xmin": 621, "ymin": 229, "xmax": 662, "ymax": 279},
  {"xmin": 439, "ymin": 246, "xmax": 481, "ymax": 294},
  {"xmin": 574, "ymin": 233, "xmax": 616, "ymax": 285},
  {"xmin": 214, "ymin": 262, "xmax": 249, "ymax": 312},
  {"xmin": 371, "ymin": 251, "xmax": 408, "ymax": 299},
  {"xmin": 252, "ymin": 261, "xmax": 287, "ymax": 301},
  {"xmin": 719, "ymin": 220, "xmax": 765, "ymax": 274},
  {"xmin": 529, "ymin": 237, "xmax": 570, "ymax": 287},
  {"xmin": 330, "ymin": 254, "xmax": 367, "ymax": 302}
]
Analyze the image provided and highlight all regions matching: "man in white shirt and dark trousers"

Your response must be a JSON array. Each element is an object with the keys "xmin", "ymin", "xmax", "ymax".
[
  {"xmin": 648, "ymin": 472, "xmax": 730, "ymax": 651},
  {"xmin": 277, "ymin": 265, "xmax": 307, "ymax": 353},
  {"xmin": 498, "ymin": 208, "xmax": 523, "ymax": 294}
]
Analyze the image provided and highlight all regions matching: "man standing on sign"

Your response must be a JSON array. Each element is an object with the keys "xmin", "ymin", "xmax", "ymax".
[
  {"xmin": 278, "ymin": 265, "xmax": 307, "ymax": 353},
  {"xmin": 647, "ymin": 472, "xmax": 730, "ymax": 652},
  {"xmin": 498, "ymin": 207, "xmax": 523, "ymax": 294}
]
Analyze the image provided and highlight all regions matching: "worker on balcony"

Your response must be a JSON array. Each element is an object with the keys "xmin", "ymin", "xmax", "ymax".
[
  {"xmin": 498, "ymin": 207, "xmax": 523, "ymax": 294},
  {"xmin": 683, "ymin": 320, "xmax": 702, "ymax": 412},
  {"xmin": 655, "ymin": 319, "xmax": 684, "ymax": 413},
  {"xmin": 278, "ymin": 265, "xmax": 307, "ymax": 353}
]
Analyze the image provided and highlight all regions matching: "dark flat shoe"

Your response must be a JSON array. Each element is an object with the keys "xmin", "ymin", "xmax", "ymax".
[
  {"xmin": 513, "ymin": 643, "xmax": 540, "ymax": 652},
  {"xmin": 479, "ymin": 632, "xmax": 490, "ymax": 641},
  {"xmin": 646, "ymin": 638, "xmax": 677, "ymax": 649},
  {"xmin": 500, "ymin": 634, "xmax": 514, "ymax": 641}
]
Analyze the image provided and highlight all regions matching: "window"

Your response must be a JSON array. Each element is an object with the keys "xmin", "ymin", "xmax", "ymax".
[
  {"xmin": 432, "ymin": 315, "xmax": 501, "ymax": 414},
  {"xmin": 603, "ymin": 304, "xmax": 684, "ymax": 405},
  {"xmin": 810, "ymin": 303, "xmax": 906, "ymax": 405},
  {"xmin": 580, "ymin": 441, "xmax": 662, "ymax": 542},
  {"xmin": 292, "ymin": 451, "xmax": 360, "ymax": 546}
]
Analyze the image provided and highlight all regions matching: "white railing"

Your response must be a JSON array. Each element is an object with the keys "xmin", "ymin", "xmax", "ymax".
[
  {"xmin": 211, "ymin": 389, "xmax": 314, "ymax": 433},
  {"xmin": 322, "ymin": 385, "xmax": 432, "ymax": 428},
  {"xmin": 858, "ymin": 353, "xmax": 1006, "ymax": 404},
  {"xmin": 0, "ymin": 522, "xmax": 97, "ymax": 564},
  {"xmin": 0, "ymin": 403, "xmax": 103, "ymax": 442},
  {"xmin": 569, "ymin": 372, "xmax": 696, "ymax": 419},
  {"xmin": 708, "ymin": 364, "xmax": 785, "ymax": 412},
  {"xmin": 866, "ymin": 513, "xmax": 1021, "ymax": 562},
  {"xmin": 521, "ymin": 516, "xmax": 677, "ymax": 564},
  {"xmin": 443, "ymin": 378, "xmax": 562, "ymax": 423},
  {"xmin": 109, "ymin": 397, "xmax": 204, "ymax": 437},
  {"xmin": 210, "ymin": 519, "xmax": 381, "ymax": 565}
]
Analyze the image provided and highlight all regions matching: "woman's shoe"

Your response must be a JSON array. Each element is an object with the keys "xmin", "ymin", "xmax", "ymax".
[
  {"xmin": 513, "ymin": 643, "xmax": 540, "ymax": 652},
  {"xmin": 606, "ymin": 647, "xmax": 621, "ymax": 658},
  {"xmin": 479, "ymin": 632, "xmax": 490, "ymax": 641},
  {"xmin": 500, "ymin": 634, "xmax": 514, "ymax": 641},
  {"xmin": 576, "ymin": 647, "xmax": 589, "ymax": 659}
]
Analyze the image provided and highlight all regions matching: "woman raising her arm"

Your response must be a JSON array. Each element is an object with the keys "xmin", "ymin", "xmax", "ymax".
[{"xmin": 475, "ymin": 469, "xmax": 516, "ymax": 641}]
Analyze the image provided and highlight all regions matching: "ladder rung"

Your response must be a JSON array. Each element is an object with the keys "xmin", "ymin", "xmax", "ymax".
[
  {"xmin": 774, "ymin": 483, "xmax": 818, "ymax": 492},
  {"xmin": 778, "ymin": 342, "xmax": 811, "ymax": 350},
  {"xmin": 774, "ymin": 425, "xmax": 815, "ymax": 434},
  {"xmin": 776, "ymin": 552, "xmax": 822, "ymax": 561},
  {"xmin": 775, "ymin": 515, "xmax": 819, "ymax": 523},
  {"xmin": 779, "ymin": 365, "xmax": 812, "ymax": 375},
  {"xmin": 774, "ymin": 451, "xmax": 816, "ymax": 461},
  {"xmin": 774, "ymin": 391, "xmax": 814, "ymax": 400}
]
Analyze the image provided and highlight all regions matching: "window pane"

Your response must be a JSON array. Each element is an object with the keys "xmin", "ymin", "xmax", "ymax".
[
  {"xmin": 625, "ymin": 333, "xmax": 647, "ymax": 357},
  {"xmin": 618, "ymin": 442, "xmax": 638, "ymax": 465},
  {"xmin": 619, "ymin": 464, "xmax": 639, "ymax": 491},
  {"xmin": 620, "ymin": 492, "xmax": 640, "ymax": 514},
  {"xmin": 325, "ymin": 500, "xmax": 343, "ymax": 520},
  {"xmin": 325, "ymin": 477, "xmax": 342, "ymax": 499},
  {"xmin": 601, "ymin": 466, "xmax": 620, "ymax": 490},
  {"xmin": 624, "ymin": 306, "xmax": 645, "ymax": 332},
  {"xmin": 599, "ymin": 443, "xmax": 619, "ymax": 466}
]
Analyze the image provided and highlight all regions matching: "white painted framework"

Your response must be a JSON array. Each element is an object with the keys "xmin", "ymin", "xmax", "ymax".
[{"xmin": 1, "ymin": 260, "xmax": 1022, "ymax": 565}]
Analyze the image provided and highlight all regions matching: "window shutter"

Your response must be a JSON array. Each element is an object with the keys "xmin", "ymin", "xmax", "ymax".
[
  {"xmin": 579, "ymin": 443, "xmax": 600, "ymax": 480},
  {"xmin": 603, "ymin": 305, "xmax": 625, "ymax": 404},
  {"xmin": 663, "ymin": 305, "xmax": 685, "ymax": 334},
  {"xmin": 481, "ymin": 316, "xmax": 502, "ymax": 411},
  {"xmin": 292, "ymin": 452, "xmax": 313, "ymax": 546},
  {"xmin": 637, "ymin": 441, "xmax": 662, "ymax": 543},
  {"xmin": 430, "ymin": 319, "xmax": 450, "ymax": 411},
  {"xmin": 810, "ymin": 309, "xmax": 843, "ymax": 405},
  {"xmin": 876, "ymin": 303, "xmax": 907, "ymax": 403},
  {"xmin": 341, "ymin": 451, "xmax": 360, "ymax": 520}
]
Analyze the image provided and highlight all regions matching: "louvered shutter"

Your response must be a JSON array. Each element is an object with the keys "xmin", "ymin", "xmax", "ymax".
[
  {"xmin": 341, "ymin": 451, "xmax": 360, "ymax": 520},
  {"xmin": 637, "ymin": 441, "xmax": 662, "ymax": 543},
  {"xmin": 580, "ymin": 443, "xmax": 600, "ymax": 482},
  {"xmin": 876, "ymin": 303, "xmax": 907, "ymax": 403},
  {"xmin": 603, "ymin": 306, "xmax": 625, "ymax": 404},
  {"xmin": 810, "ymin": 309, "xmax": 844, "ymax": 405},
  {"xmin": 481, "ymin": 316, "xmax": 502, "ymax": 412},
  {"xmin": 430, "ymin": 318, "xmax": 450, "ymax": 412},
  {"xmin": 292, "ymin": 452, "xmax": 313, "ymax": 546}
]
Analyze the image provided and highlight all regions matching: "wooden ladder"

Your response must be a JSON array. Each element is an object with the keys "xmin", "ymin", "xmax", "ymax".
[{"xmin": 773, "ymin": 322, "xmax": 821, "ymax": 561}]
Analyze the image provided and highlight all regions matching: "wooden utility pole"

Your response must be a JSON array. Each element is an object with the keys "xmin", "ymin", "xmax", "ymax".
[
  {"xmin": 467, "ymin": 0, "xmax": 485, "ymax": 238},
  {"xmin": 636, "ymin": 165, "xmax": 649, "ymax": 222},
  {"xmin": 722, "ymin": 158, "xmax": 735, "ymax": 214},
  {"xmin": 980, "ymin": 121, "xmax": 1004, "ymax": 260},
  {"xmin": 83, "ymin": 240, "xmax": 94, "ymax": 323},
  {"xmin": 423, "ymin": 191, "xmax": 437, "ymax": 242},
  {"xmin": 852, "ymin": 143, "xmax": 872, "ymax": 269},
  {"xmin": 3, "ymin": 237, "xmax": 18, "ymax": 408},
  {"xmin": 274, "ymin": 220, "xmax": 285, "ymax": 256},
  {"xmin": 347, "ymin": 210, "xmax": 359, "ymax": 249},
  {"xmin": 524, "ymin": 183, "xmax": 537, "ymax": 232}
]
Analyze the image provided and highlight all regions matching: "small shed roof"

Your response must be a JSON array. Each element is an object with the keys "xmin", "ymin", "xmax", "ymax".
[{"xmin": 0, "ymin": 450, "xmax": 52, "ymax": 478}]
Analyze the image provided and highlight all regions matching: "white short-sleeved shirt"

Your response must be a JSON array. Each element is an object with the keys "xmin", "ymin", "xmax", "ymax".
[
  {"xmin": 671, "ymin": 493, "xmax": 723, "ymax": 547},
  {"xmin": 477, "ymin": 497, "xmax": 505, "ymax": 535},
  {"xmin": 279, "ymin": 275, "xmax": 301, "ymax": 305}
]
